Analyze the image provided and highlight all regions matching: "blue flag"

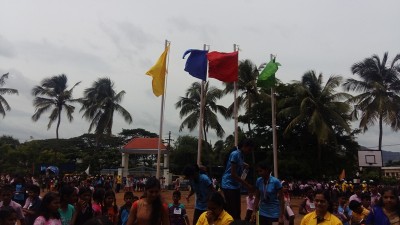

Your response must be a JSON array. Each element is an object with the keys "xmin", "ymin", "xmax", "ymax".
[{"xmin": 183, "ymin": 49, "xmax": 208, "ymax": 81}]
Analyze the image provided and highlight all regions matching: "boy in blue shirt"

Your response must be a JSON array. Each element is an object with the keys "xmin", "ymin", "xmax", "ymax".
[
  {"xmin": 117, "ymin": 191, "xmax": 135, "ymax": 225},
  {"xmin": 183, "ymin": 165, "xmax": 215, "ymax": 225}
]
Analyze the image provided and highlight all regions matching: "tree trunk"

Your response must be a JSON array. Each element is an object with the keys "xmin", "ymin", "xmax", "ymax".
[
  {"xmin": 317, "ymin": 143, "xmax": 322, "ymax": 176},
  {"xmin": 378, "ymin": 114, "xmax": 383, "ymax": 152},
  {"xmin": 56, "ymin": 109, "xmax": 61, "ymax": 139},
  {"xmin": 379, "ymin": 113, "xmax": 383, "ymax": 178},
  {"xmin": 247, "ymin": 121, "xmax": 257, "ymax": 184},
  {"xmin": 55, "ymin": 108, "xmax": 62, "ymax": 163}
]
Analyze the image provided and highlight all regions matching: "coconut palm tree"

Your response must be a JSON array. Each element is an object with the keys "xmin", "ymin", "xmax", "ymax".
[
  {"xmin": 280, "ymin": 71, "xmax": 352, "ymax": 162},
  {"xmin": 224, "ymin": 59, "xmax": 264, "ymax": 135},
  {"xmin": 32, "ymin": 74, "xmax": 80, "ymax": 139},
  {"xmin": 343, "ymin": 52, "xmax": 400, "ymax": 152},
  {"xmin": 80, "ymin": 77, "xmax": 132, "ymax": 136},
  {"xmin": 0, "ymin": 73, "xmax": 18, "ymax": 118},
  {"xmin": 175, "ymin": 81, "xmax": 229, "ymax": 144}
]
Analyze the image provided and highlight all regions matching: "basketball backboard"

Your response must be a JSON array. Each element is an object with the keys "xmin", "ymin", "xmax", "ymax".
[{"xmin": 358, "ymin": 150, "xmax": 383, "ymax": 167}]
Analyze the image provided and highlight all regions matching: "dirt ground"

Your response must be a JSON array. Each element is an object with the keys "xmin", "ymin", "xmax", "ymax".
[{"xmin": 115, "ymin": 190, "xmax": 305, "ymax": 224}]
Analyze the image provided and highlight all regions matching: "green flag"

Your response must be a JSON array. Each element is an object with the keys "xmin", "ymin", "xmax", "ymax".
[{"xmin": 257, "ymin": 58, "xmax": 281, "ymax": 88}]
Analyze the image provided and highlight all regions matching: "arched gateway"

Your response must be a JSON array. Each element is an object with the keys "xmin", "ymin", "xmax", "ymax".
[{"xmin": 118, "ymin": 137, "xmax": 171, "ymax": 185}]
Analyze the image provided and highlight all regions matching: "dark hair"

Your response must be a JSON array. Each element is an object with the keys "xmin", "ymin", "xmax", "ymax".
[
  {"xmin": 92, "ymin": 188, "xmax": 105, "ymax": 204},
  {"xmin": 208, "ymin": 192, "xmax": 225, "ymax": 208},
  {"xmin": 59, "ymin": 185, "xmax": 75, "ymax": 203},
  {"xmin": 256, "ymin": 161, "xmax": 272, "ymax": 172},
  {"xmin": 173, "ymin": 190, "xmax": 181, "ymax": 198},
  {"xmin": 238, "ymin": 139, "xmax": 255, "ymax": 149},
  {"xmin": 102, "ymin": 190, "xmax": 117, "ymax": 214},
  {"xmin": 377, "ymin": 187, "xmax": 400, "ymax": 215},
  {"xmin": 79, "ymin": 187, "xmax": 92, "ymax": 196},
  {"xmin": 124, "ymin": 191, "xmax": 134, "ymax": 199},
  {"xmin": 348, "ymin": 200, "xmax": 361, "ymax": 211},
  {"xmin": 315, "ymin": 190, "xmax": 333, "ymax": 213},
  {"xmin": 361, "ymin": 193, "xmax": 371, "ymax": 201},
  {"xmin": 104, "ymin": 190, "xmax": 115, "ymax": 201},
  {"xmin": 0, "ymin": 206, "xmax": 17, "ymax": 222},
  {"xmin": 38, "ymin": 192, "xmax": 61, "ymax": 220},
  {"xmin": 224, "ymin": 139, "xmax": 255, "ymax": 167},
  {"xmin": 353, "ymin": 184, "xmax": 362, "ymax": 191},
  {"xmin": 27, "ymin": 184, "xmax": 40, "ymax": 194},
  {"xmin": 144, "ymin": 177, "xmax": 163, "ymax": 225},
  {"xmin": 182, "ymin": 164, "xmax": 199, "ymax": 177}
]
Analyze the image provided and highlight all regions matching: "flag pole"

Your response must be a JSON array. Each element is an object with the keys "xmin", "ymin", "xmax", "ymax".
[
  {"xmin": 271, "ymin": 54, "xmax": 278, "ymax": 178},
  {"xmin": 233, "ymin": 44, "xmax": 239, "ymax": 146},
  {"xmin": 156, "ymin": 39, "xmax": 169, "ymax": 179},
  {"xmin": 197, "ymin": 44, "xmax": 207, "ymax": 166}
]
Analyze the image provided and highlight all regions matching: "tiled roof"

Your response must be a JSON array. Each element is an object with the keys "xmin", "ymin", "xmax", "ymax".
[{"xmin": 123, "ymin": 137, "xmax": 167, "ymax": 150}]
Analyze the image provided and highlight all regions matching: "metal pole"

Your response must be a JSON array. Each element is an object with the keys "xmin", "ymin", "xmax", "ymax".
[
  {"xmin": 156, "ymin": 39, "xmax": 169, "ymax": 179},
  {"xmin": 233, "ymin": 44, "xmax": 239, "ymax": 146},
  {"xmin": 196, "ymin": 44, "xmax": 207, "ymax": 166},
  {"xmin": 271, "ymin": 54, "xmax": 278, "ymax": 178}
]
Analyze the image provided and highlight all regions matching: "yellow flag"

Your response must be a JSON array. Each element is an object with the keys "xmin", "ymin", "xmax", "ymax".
[{"xmin": 146, "ymin": 45, "xmax": 170, "ymax": 97}]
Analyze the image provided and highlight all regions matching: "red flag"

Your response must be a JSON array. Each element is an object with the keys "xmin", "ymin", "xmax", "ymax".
[{"xmin": 207, "ymin": 51, "xmax": 238, "ymax": 82}]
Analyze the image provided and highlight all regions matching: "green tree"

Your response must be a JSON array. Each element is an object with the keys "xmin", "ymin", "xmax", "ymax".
[
  {"xmin": 169, "ymin": 135, "xmax": 212, "ymax": 174},
  {"xmin": 0, "ymin": 73, "xmax": 18, "ymax": 118},
  {"xmin": 80, "ymin": 78, "xmax": 132, "ymax": 137},
  {"xmin": 175, "ymin": 81, "xmax": 229, "ymax": 144},
  {"xmin": 32, "ymin": 74, "xmax": 80, "ymax": 139},
  {"xmin": 118, "ymin": 128, "xmax": 158, "ymax": 143},
  {"xmin": 224, "ymin": 59, "xmax": 262, "ymax": 134},
  {"xmin": 232, "ymin": 81, "xmax": 359, "ymax": 178},
  {"xmin": 280, "ymin": 71, "xmax": 352, "ymax": 163},
  {"xmin": 343, "ymin": 52, "xmax": 400, "ymax": 152}
]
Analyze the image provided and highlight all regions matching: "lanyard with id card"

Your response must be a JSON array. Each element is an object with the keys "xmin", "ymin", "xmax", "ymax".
[{"xmin": 173, "ymin": 207, "xmax": 182, "ymax": 215}]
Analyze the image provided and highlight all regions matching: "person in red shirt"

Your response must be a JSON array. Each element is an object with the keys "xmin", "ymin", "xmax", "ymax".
[{"xmin": 126, "ymin": 177, "xmax": 169, "ymax": 225}]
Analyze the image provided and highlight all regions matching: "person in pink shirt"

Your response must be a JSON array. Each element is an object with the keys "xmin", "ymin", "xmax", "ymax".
[
  {"xmin": 33, "ymin": 192, "xmax": 62, "ymax": 225},
  {"xmin": 92, "ymin": 188, "xmax": 105, "ymax": 217}
]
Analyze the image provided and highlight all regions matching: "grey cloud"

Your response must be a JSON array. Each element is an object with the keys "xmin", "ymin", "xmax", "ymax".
[
  {"xmin": 17, "ymin": 40, "xmax": 111, "ymax": 73},
  {"xmin": 0, "ymin": 35, "xmax": 16, "ymax": 57},
  {"xmin": 166, "ymin": 17, "xmax": 217, "ymax": 42},
  {"xmin": 4, "ymin": 69, "xmax": 37, "ymax": 98},
  {"xmin": 99, "ymin": 21, "xmax": 157, "ymax": 61}
]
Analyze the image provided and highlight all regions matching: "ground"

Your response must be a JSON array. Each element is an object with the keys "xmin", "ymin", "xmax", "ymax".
[{"xmin": 115, "ymin": 190, "xmax": 305, "ymax": 224}]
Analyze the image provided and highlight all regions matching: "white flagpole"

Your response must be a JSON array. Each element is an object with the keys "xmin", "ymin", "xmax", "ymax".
[
  {"xmin": 271, "ymin": 54, "xmax": 278, "ymax": 178},
  {"xmin": 197, "ymin": 44, "xmax": 207, "ymax": 166},
  {"xmin": 233, "ymin": 44, "xmax": 239, "ymax": 146},
  {"xmin": 156, "ymin": 40, "xmax": 169, "ymax": 179}
]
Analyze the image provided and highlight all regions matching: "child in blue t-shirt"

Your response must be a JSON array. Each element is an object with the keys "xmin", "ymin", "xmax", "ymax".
[
  {"xmin": 168, "ymin": 190, "xmax": 189, "ymax": 225},
  {"xmin": 117, "ymin": 192, "xmax": 136, "ymax": 225}
]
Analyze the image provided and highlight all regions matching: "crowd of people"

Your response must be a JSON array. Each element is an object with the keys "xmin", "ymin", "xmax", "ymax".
[{"xmin": 1, "ymin": 139, "xmax": 400, "ymax": 225}]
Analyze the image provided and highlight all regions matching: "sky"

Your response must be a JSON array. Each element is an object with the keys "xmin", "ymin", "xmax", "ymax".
[{"xmin": 0, "ymin": 0, "xmax": 400, "ymax": 151}]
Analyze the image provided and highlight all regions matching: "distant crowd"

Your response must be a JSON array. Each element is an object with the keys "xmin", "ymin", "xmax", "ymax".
[{"xmin": 1, "ymin": 139, "xmax": 400, "ymax": 225}]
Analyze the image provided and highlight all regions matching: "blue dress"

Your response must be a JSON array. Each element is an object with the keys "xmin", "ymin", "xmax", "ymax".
[{"xmin": 365, "ymin": 206, "xmax": 397, "ymax": 225}]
